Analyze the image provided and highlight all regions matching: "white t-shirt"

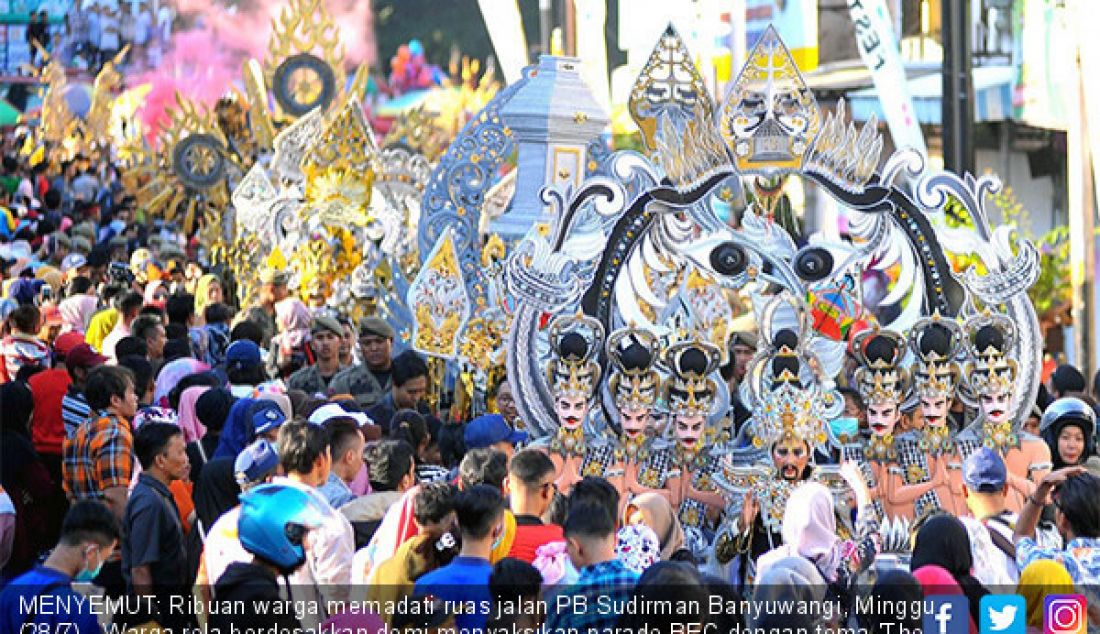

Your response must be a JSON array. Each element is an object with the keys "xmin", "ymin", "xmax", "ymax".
[{"xmin": 203, "ymin": 506, "xmax": 252, "ymax": 586}]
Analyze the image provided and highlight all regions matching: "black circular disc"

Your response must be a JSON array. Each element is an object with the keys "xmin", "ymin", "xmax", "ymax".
[
  {"xmin": 272, "ymin": 53, "xmax": 337, "ymax": 117},
  {"xmin": 171, "ymin": 133, "xmax": 227, "ymax": 190},
  {"xmin": 793, "ymin": 246, "xmax": 834, "ymax": 282}
]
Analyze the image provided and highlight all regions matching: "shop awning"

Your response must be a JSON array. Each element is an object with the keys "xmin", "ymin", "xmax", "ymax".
[{"xmin": 847, "ymin": 65, "xmax": 1015, "ymax": 125}]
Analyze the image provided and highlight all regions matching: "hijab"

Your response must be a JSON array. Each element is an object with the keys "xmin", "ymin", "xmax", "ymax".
[
  {"xmin": 58, "ymin": 294, "xmax": 98, "ymax": 334},
  {"xmin": 177, "ymin": 386, "xmax": 210, "ymax": 444},
  {"xmin": 1, "ymin": 380, "xmax": 37, "ymax": 488},
  {"xmin": 194, "ymin": 274, "xmax": 221, "ymax": 317},
  {"xmin": 1018, "ymin": 560, "xmax": 1074, "ymax": 628},
  {"xmin": 195, "ymin": 388, "xmax": 235, "ymax": 434},
  {"xmin": 752, "ymin": 556, "xmax": 827, "ymax": 626},
  {"xmin": 213, "ymin": 397, "xmax": 258, "ymax": 459},
  {"xmin": 756, "ymin": 481, "xmax": 841, "ymax": 582},
  {"xmin": 274, "ymin": 298, "xmax": 312, "ymax": 357},
  {"xmin": 624, "ymin": 492, "xmax": 685, "ymax": 560},
  {"xmin": 860, "ymin": 569, "xmax": 923, "ymax": 634},
  {"xmin": 615, "ymin": 524, "xmax": 660, "ymax": 573},
  {"xmin": 911, "ymin": 515, "xmax": 989, "ymax": 627}
]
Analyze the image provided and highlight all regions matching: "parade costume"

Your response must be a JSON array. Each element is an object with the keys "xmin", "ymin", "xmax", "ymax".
[
  {"xmin": 584, "ymin": 326, "xmax": 676, "ymax": 509},
  {"xmin": 955, "ymin": 314, "xmax": 1051, "ymax": 513},
  {"xmin": 849, "ymin": 329, "xmax": 941, "ymax": 520}
]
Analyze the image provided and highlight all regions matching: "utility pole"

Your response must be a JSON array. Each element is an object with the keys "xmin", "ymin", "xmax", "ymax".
[{"xmin": 942, "ymin": 0, "xmax": 974, "ymax": 174}]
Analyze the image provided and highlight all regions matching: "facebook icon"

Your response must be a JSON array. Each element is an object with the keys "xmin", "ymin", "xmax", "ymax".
[{"xmin": 924, "ymin": 595, "xmax": 969, "ymax": 634}]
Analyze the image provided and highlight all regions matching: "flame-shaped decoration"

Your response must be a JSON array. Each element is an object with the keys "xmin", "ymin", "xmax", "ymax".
[
  {"xmin": 628, "ymin": 24, "xmax": 714, "ymax": 153},
  {"xmin": 408, "ymin": 228, "xmax": 471, "ymax": 359}
]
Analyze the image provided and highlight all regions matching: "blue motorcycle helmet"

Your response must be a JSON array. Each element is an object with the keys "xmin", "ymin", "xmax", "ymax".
[{"xmin": 238, "ymin": 483, "xmax": 327, "ymax": 573}]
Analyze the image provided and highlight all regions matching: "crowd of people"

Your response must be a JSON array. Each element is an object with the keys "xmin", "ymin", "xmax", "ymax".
[{"xmin": 1, "ymin": 138, "xmax": 1100, "ymax": 634}]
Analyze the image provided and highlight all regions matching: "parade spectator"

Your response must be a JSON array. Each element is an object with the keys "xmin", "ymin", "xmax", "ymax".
[
  {"xmin": 60, "ymin": 343, "xmax": 106, "ymax": 437},
  {"xmin": 342, "ymin": 439, "xmax": 417, "ymax": 547},
  {"xmin": 1014, "ymin": 467, "xmax": 1100, "ymax": 585},
  {"xmin": 202, "ymin": 302, "xmax": 233, "ymax": 366},
  {"xmin": 369, "ymin": 350, "xmax": 431, "ymax": 435},
  {"xmin": 391, "ymin": 409, "xmax": 448, "ymax": 483},
  {"xmin": 0, "ymin": 501, "xmax": 120, "ymax": 634},
  {"xmin": 1041, "ymin": 397, "xmax": 1096, "ymax": 470},
  {"xmin": 506, "ymin": 449, "xmax": 562, "ymax": 563},
  {"xmin": 622, "ymin": 492, "xmax": 686, "ymax": 561},
  {"xmin": 1, "ymin": 304, "xmax": 49, "ymax": 381},
  {"xmin": 100, "ymin": 291, "xmax": 143, "ymax": 361},
  {"xmin": 958, "ymin": 447, "xmax": 1027, "ymax": 586},
  {"xmin": 1018, "ymin": 560, "xmax": 1074, "ymax": 632},
  {"xmin": 1050, "ymin": 364, "xmax": 1088, "ymax": 399},
  {"xmin": 287, "ymin": 315, "xmax": 344, "ymax": 395},
  {"xmin": 123, "ymin": 422, "xmax": 192, "ymax": 632},
  {"xmin": 486, "ymin": 558, "xmax": 544, "ymax": 631},
  {"xmin": 28, "ymin": 331, "xmax": 85, "ymax": 476},
  {"xmin": 464, "ymin": 413, "xmax": 526, "ymax": 460},
  {"xmin": 317, "ymin": 419, "xmax": 365, "ymax": 509},
  {"xmin": 912, "ymin": 514, "xmax": 989, "ymax": 626},
  {"xmin": 414, "ymin": 485, "xmax": 502, "ymax": 632},
  {"xmin": 241, "ymin": 269, "xmax": 288, "ymax": 347},
  {"xmin": 493, "ymin": 379, "xmax": 518, "ymax": 428},
  {"xmin": 117, "ymin": 355, "xmax": 153, "ymax": 407},
  {"xmin": 130, "ymin": 314, "xmax": 166, "ymax": 367},
  {"xmin": 224, "ymin": 339, "xmax": 266, "ymax": 398}
]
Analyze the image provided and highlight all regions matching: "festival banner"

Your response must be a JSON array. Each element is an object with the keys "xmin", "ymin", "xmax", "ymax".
[
  {"xmin": 477, "ymin": 0, "xmax": 529, "ymax": 85},
  {"xmin": 846, "ymin": 0, "xmax": 926, "ymax": 156}
]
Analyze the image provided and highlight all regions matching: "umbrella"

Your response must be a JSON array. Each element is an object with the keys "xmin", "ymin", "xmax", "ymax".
[{"xmin": 0, "ymin": 99, "xmax": 20, "ymax": 126}]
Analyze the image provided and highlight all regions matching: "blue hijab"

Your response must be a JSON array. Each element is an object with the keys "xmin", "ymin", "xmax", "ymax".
[{"xmin": 213, "ymin": 397, "xmax": 258, "ymax": 459}]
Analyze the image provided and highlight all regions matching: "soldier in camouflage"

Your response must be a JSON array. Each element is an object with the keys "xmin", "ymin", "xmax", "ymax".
[
  {"xmin": 286, "ymin": 315, "xmax": 346, "ymax": 396},
  {"xmin": 329, "ymin": 316, "xmax": 395, "ymax": 408}
]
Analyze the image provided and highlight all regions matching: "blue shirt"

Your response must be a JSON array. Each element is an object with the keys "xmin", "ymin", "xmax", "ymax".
[
  {"xmin": 0, "ymin": 566, "xmax": 103, "ymax": 634},
  {"xmin": 414, "ymin": 556, "xmax": 493, "ymax": 632},
  {"xmin": 318, "ymin": 472, "xmax": 354, "ymax": 509},
  {"xmin": 544, "ymin": 559, "xmax": 640, "ymax": 634}
]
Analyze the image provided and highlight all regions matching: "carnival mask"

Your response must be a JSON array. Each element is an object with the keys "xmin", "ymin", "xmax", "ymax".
[
  {"xmin": 979, "ymin": 391, "xmax": 1013, "ymax": 426},
  {"xmin": 675, "ymin": 414, "xmax": 705, "ymax": 451},
  {"xmin": 771, "ymin": 436, "xmax": 809, "ymax": 482},
  {"xmin": 920, "ymin": 395, "xmax": 950, "ymax": 428},
  {"xmin": 555, "ymin": 394, "xmax": 589, "ymax": 431},
  {"xmin": 867, "ymin": 401, "xmax": 899, "ymax": 438},
  {"xmin": 620, "ymin": 407, "xmax": 651, "ymax": 440}
]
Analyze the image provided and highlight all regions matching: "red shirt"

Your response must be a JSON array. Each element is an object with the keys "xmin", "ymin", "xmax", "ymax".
[
  {"xmin": 28, "ymin": 368, "xmax": 71, "ymax": 456},
  {"xmin": 507, "ymin": 516, "xmax": 564, "ymax": 564}
]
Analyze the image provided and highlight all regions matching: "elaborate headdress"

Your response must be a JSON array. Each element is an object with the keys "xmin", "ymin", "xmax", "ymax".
[
  {"xmin": 750, "ymin": 329, "xmax": 829, "ymax": 448},
  {"xmin": 963, "ymin": 312, "xmax": 1018, "ymax": 397},
  {"xmin": 546, "ymin": 314, "xmax": 604, "ymax": 400},
  {"xmin": 607, "ymin": 326, "xmax": 660, "ymax": 413},
  {"xmin": 851, "ymin": 329, "xmax": 909, "ymax": 406},
  {"xmin": 663, "ymin": 339, "xmax": 722, "ymax": 419},
  {"xmin": 907, "ymin": 314, "xmax": 963, "ymax": 400}
]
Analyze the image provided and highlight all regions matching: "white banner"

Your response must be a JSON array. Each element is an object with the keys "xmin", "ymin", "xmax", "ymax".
[
  {"xmin": 477, "ymin": 0, "xmax": 529, "ymax": 85},
  {"xmin": 847, "ymin": 0, "xmax": 926, "ymax": 156},
  {"xmin": 574, "ymin": 0, "xmax": 611, "ymax": 115}
]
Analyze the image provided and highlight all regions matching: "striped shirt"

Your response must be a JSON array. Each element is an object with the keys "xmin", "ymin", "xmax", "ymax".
[
  {"xmin": 62, "ymin": 411, "xmax": 134, "ymax": 501},
  {"xmin": 62, "ymin": 388, "xmax": 91, "ymax": 438}
]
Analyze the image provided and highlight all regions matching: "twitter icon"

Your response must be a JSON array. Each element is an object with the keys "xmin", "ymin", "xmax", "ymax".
[{"xmin": 982, "ymin": 595, "xmax": 1026, "ymax": 634}]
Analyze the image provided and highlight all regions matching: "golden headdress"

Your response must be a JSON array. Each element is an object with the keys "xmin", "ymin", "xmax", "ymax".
[
  {"xmin": 750, "ymin": 328, "xmax": 829, "ymax": 449},
  {"xmin": 907, "ymin": 313, "xmax": 963, "ymax": 400},
  {"xmin": 663, "ymin": 338, "xmax": 722, "ymax": 420},
  {"xmin": 546, "ymin": 314, "xmax": 604, "ymax": 400},
  {"xmin": 963, "ymin": 312, "xmax": 1018, "ymax": 397},
  {"xmin": 607, "ymin": 326, "xmax": 660, "ymax": 413},
  {"xmin": 851, "ymin": 329, "xmax": 909, "ymax": 406}
]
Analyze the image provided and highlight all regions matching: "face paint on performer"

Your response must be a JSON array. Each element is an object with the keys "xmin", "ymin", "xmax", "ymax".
[
  {"xmin": 555, "ymin": 394, "xmax": 589, "ymax": 431},
  {"xmin": 979, "ymin": 391, "xmax": 1012, "ymax": 426},
  {"xmin": 920, "ymin": 395, "xmax": 950, "ymax": 428},
  {"xmin": 867, "ymin": 401, "xmax": 900, "ymax": 437},
  {"xmin": 620, "ymin": 407, "xmax": 650, "ymax": 440},
  {"xmin": 771, "ymin": 436, "xmax": 809, "ymax": 482},
  {"xmin": 674, "ymin": 415, "xmax": 705, "ymax": 450}
]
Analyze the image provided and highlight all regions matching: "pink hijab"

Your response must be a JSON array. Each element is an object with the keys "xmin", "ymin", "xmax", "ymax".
[
  {"xmin": 274, "ymin": 298, "xmax": 312, "ymax": 356},
  {"xmin": 755, "ymin": 481, "xmax": 841, "ymax": 582},
  {"xmin": 58, "ymin": 294, "xmax": 98, "ymax": 334},
  {"xmin": 177, "ymin": 386, "xmax": 210, "ymax": 444}
]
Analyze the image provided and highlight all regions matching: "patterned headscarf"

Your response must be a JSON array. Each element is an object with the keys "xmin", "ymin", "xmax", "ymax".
[{"xmin": 615, "ymin": 523, "xmax": 660, "ymax": 573}]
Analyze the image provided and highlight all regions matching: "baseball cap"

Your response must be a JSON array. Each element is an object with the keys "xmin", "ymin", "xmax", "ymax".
[
  {"xmin": 311, "ymin": 315, "xmax": 344, "ymax": 338},
  {"xmin": 464, "ymin": 413, "xmax": 527, "ymax": 450},
  {"xmin": 358, "ymin": 316, "xmax": 395, "ymax": 340},
  {"xmin": 234, "ymin": 439, "xmax": 280, "ymax": 488},
  {"xmin": 962, "ymin": 446, "xmax": 1008, "ymax": 493},
  {"xmin": 226, "ymin": 340, "xmax": 262, "ymax": 368},
  {"xmin": 308, "ymin": 402, "xmax": 374, "ymax": 428},
  {"xmin": 61, "ymin": 253, "xmax": 87, "ymax": 273},
  {"xmin": 252, "ymin": 401, "xmax": 288, "ymax": 435},
  {"xmin": 53, "ymin": 331, "xmax": 86, "ymax": 357},
  {"xmin": 66, "ymin": 343, "xmax": 108, "ymax": 369}
]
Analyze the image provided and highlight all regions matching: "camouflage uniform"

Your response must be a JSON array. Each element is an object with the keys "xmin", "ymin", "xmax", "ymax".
[
  {"xmin": 286, "ymin": 364, "xmax": 341, "ymax": 396},
  {"xmin": 328, "ymin": 364, "xmax": 388, "ymax": 408}
]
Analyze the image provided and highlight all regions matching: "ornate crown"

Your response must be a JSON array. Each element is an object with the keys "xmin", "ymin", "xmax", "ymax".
[
  {"xmin": 751, "ymin": 328, "xmax": 829, "ymax": 449},
  {"xmin": 963, "ymin": 311, "xmax": 1018, "ymax": 397},
  {"xmin": 663, "ymin": 338, "xmax": 722, "ymax": 419},
  {"xmin": 851, "ymin": 328, "xmax": 909, "ymax": 406},
  {"xmin": 546, "ymin": 313, "xmax": 604, "ymax": 400},
  {"xmin": 607, "ymin": 326, "xmax": 660, "ymax": 413},
  {"xmin": 907, "ymin": 313, "xmax": 963, "ymax": 400}
]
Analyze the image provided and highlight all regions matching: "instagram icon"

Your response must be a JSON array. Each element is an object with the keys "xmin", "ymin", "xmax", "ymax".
[{"xmin": 1045, "ymin": 595, "xmax": 1087, "ymax": 634}]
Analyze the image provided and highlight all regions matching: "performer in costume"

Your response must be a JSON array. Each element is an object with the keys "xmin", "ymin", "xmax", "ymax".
[
  {"xmin": 713, "ymin": 326, "xmax": 834, "ymax": 588},
  {"xmin": 955, "ymin": 313, "xmax": 1051, "ymax": 513},
  {"xmin": 850, "ymin": 329, "xmax": 944, "ymax": 520},
  {"xmin": 662, "ymin": 337, "xmax": 729, "ymax": 556},
  {"xmin": 900, "ymin": 315, "xmax": 965, "ymax": 516},
  {"xmin": 584, "ymin": 326, "xmax": 676, "ymax": 510},
  {"xmin": 533, "ymin": 314, "xmax": 604, "ymax": 494}
]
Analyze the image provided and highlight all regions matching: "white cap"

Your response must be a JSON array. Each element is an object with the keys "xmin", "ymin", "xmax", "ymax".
[
  {"xmin": 307, "ymin": 403, "xmax": 374, "ymax": 428},
  {"xmin": 61, "ymin": 253, "xmax": 88, "ymax": 272}
]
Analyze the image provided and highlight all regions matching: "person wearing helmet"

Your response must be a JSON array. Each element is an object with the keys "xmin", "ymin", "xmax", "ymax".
[
  {"xmin": 208, "ymin": 483, "xmax": 326, "ymax": 634},
  {"xmin": 1041, "ymin": 397, "xmax": 1097, "ymax": 470}
]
